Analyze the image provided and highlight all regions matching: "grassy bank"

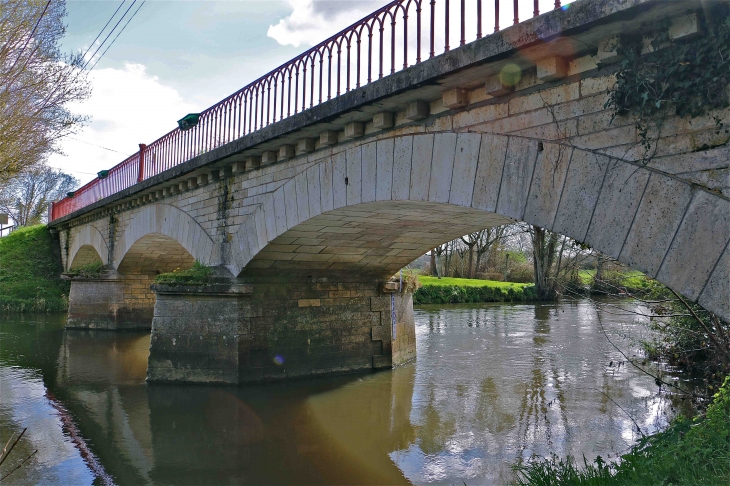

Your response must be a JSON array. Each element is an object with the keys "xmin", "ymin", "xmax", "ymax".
[
  {"xmin": 0, "ymin": 225, "xmax": 69, "ymax": 313},
  {"xmin": 415, "ymin": 276, "xmax": 536, "ymax": 304},
  {"xmin": 514, "ymin": 375, "xmax": 730, "ymax": 485}
]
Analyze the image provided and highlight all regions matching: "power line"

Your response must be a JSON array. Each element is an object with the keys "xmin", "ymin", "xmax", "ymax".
[
  {"xmin": 82, "ymin": 0, "xmax": 137, "ymax": 70},
  {"xmin": 79, "ymin": 1, "xmax": 127, "ymax": 62},
  {"xmin": 6, "ymin": 0, "xmax": 52, "ymax": 74},
  {"xmin": 88, "ymin": 1, "xmax": 146, "ymax": 72},
  {"xmin": 68, "ymin": 137, "xmax": 123, "ymax": 154}
]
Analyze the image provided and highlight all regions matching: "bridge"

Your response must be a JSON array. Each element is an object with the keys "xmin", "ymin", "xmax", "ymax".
[{"xmin": 48, "ymin": 0, "xmax": 730, "ymax": 384}]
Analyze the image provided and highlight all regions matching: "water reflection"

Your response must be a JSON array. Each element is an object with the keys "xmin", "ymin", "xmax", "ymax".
[{"xmin": 0, "ymin": 300, "xmax": 696, "ymax": 484}]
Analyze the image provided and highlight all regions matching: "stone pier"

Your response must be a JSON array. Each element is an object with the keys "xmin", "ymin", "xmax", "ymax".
[
  {"xmin": 146, "ymin": 279, "xmax": 416, "ymax": 384},
  {"xmin": 66, "ymin": 270, "xmax": 155, "ymax": 330}
]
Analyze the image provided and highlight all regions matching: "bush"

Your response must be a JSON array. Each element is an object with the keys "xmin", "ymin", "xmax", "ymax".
[
  {"xmin": 64, "ymin": 261, "xmax": 104, "ymax": 278},
  {"xmin": 154, "ymin": 262, "xmax": 212, "ymax": 285},
  {"xmin": 414, "ymin": 284, "xmax": 537, "ymax": 304},
  {"xmin": 478, "ymin": 272, "xmax": 504, "ymax": 282},
  {"xmin": 506, "ymin": 263, "xmax": 534, "ymax": 283}
]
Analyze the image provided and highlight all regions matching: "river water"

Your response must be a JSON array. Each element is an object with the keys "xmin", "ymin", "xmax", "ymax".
[{"xmin": 0, "ymin": 299, "xmax": 696, "ymax": 485}]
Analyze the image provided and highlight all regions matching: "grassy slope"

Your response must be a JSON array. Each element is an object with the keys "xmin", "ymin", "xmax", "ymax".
[
  {"xmin": 418, "ymin": 275, "xmax": 528, "ymax": 289},
  {"xmin": 0, "ymin": 225, "xmax": 69, "ymax": 312}
]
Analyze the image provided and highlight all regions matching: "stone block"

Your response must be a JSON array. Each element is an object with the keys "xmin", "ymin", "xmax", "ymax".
[
  {"xmin": 320, "ymin": 130, "xmax": 339, "ymax": 146},
  {"xmin": 298, "ymin": 299, "xmax": 321, "ymax": 307},
  {"xmin": 536, "ymin": 56, "xmax": 568, "ymax": 81},
  {"xmin": 361, "ymin": 142, "xmax": 377, "ymax": 203},
  {"xmin": 428, "ymin": 133, "xmax": 458, "ymax": 203},
  {"xmin": 585, "ymin": 160, "xmax": 650, "ymax": 259},
  {"xmin": 261, "ymin": 151, "xmax": 278, "ymax": 165},
  {"xmin": 405, "ymin": 100, "xmax": 429, "ymax": 121},
  {"xmin": 698, "ymin": 246, "xmax": 729, "ymax": 322},
  {"xmin": 296, "ymin": 138, "xmax": 316, "ymax": 155},
  {"xmin": 372, "ymin": 355, "xmax": 392, "ymax": 369},
  {"xmin": 232, "ymin": 161, "xmax": 246, "ymax": 174},
  {"xmin": 372, "ymin": 112, "xmax": 394, "ymax": 129},
  {"xmin": 448, "ymin": 133, "xmax": 482, "ymax": 207},
  {"xmin": 409, "ymin": 134, "xmax": 434, "ymax": 201},
  {"xmin": 392, "ymin": 136, "xmax": 413, "ymax": 200},
  {"xmin": 552, "ymin": 151, "xmax": 610, "ymax": 242},
  {"xmin": 332, "ymin": 150, "xmax": 347, "ymax": 209},
  {"xmin": 485, "ymin": 73, "xmax": 514, "ymax": 97},
  {"xmin": 657, "ymin": 192, "xmax": 730, "ymax": 300},
  {"xmin": 496, "ymin": 137, "xmax": 538, "ymax": 220},
  {"xmin": 619, "ymin": 174, "xmax": 693, "ymax": 278},
  {"xmin": 344, "ymin": 122, "xmax": 364, "ymax": 139},
  {"xmin": 669, "ymin": 12, "xmax": 701, "ymax": 40},
  {"xmin": 471, "ymin": 133, "xmax": 508, "ymax": 212},
  {"xmin": 375, "ymin": 138, "xmax": 394, "ymax": 201},
  {"xmin": 442, "ymin": 88, "xmax": 468, "ymax": 109},
  {"xmin": 246, "ymin": 155, "xmax": 261, "ymax": 169},
  {"xmin": 346, "ymin": 146, "xmax": 362, "ymax": 206},
  {"xmin": 278, "ymin": 145, "xmax": 295, "ymax": 160},
  {"xmin": 596, "ymin": 36, "xmax": 621, "ymax": 64},
  {"xmin": 523, "ymin": 144, "xmax": 572, "ymax": 229},
  {"xmin": 179, "ymin": 181, "xmax": 188, "ymax": 191}
]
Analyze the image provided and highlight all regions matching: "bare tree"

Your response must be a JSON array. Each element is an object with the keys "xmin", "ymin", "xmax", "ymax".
[
  {"xmin": 0, "ymin": 164, "xmax": 77, "ymax": 225},
  {"xmin": 0, "ymin": 0, "xmax": 90, "ymax": 183}
]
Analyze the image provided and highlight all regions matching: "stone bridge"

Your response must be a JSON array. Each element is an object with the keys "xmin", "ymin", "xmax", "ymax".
[{"xmin": 49, "ymin": 0, "xmax": 730, "ymax": 384}]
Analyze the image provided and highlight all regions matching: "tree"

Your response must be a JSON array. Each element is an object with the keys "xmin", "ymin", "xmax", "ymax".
[
  {"xmin": 0, "ymin": 165, "xmax": 77, "ymax": 226},
  {"xmin": 529, "ymin": 225, "xmax": 560, "ymax": 300},
  {"xmin": 0, "ymin": 0, "xmax": 89, "ymax": 183}
]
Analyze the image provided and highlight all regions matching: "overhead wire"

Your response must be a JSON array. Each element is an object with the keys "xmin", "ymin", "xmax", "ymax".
[
  {"xmin": 6, "ymin": 0, "xmax": 52, "ymax": 74},
  {"xmin": 82, "ymin": 0, "xmax": 137, "ymax": 69},
  {"xmin": 88, "ymin": 0, "xmax": 146, "ymax": 72},
  {"xmin": 79, "ymin": 0, "xmax": 127, "ymax": 62}
]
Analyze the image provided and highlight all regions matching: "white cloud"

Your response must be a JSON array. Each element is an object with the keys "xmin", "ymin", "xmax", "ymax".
[
  {"xmin": 48, "ymin": 63, "xmax": 197, "ymax": 185},
  {"xmin": 268, "ymin": 0, "xmax": 390, "ymax": 47}
]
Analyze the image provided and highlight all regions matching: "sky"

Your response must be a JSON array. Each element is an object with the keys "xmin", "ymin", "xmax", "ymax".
[{"xmin": 53, "ymin": 0, "xmax": 392, "ymax": 184}]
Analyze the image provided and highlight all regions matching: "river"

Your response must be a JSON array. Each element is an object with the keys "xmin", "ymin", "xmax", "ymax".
[{"xmin": 0, "ymin": 299, "xmax": 696, "ymax": 485}]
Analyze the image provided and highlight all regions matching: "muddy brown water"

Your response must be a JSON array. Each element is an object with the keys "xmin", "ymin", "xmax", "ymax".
[{"xmin": 0, "ymin": 299, "xmax": 697, "ymax": 485}]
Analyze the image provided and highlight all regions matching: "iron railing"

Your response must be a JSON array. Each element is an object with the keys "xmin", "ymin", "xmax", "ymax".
[{"xmin": 51, "ymin": 0, "xmax": 567, "ymax": 222}]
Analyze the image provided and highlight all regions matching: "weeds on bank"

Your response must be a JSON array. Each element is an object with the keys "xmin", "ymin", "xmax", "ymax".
[
  {"xmin": 154, "ymin": 262, "xmax": 212, "ymax": 285},
  {"xmin": 63, "ymin": 261, "xmax": 104, "ymax": 279},
  {"xmin": 513, "ymin": 376, "xmax": 730, "ymax": 485}
]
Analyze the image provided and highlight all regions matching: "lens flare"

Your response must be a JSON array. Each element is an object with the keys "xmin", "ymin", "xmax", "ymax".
[{"xmin": 273, "ymin": 355, "xmax": 284, "ymax": 365}]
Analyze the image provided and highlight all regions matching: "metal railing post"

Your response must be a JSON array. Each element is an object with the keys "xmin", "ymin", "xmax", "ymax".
[{"xmin": 137, "ymin": 143, "xmax": 147, "ymax": 183}]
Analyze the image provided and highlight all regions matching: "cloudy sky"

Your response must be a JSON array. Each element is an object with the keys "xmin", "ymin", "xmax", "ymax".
[
  {"xmin": 54, "ymin": 0, "xmax": 567, "ymax": 185},
  {"xmin": 53, "ymin": 0, "xmax": 393, "ymax": 184}
]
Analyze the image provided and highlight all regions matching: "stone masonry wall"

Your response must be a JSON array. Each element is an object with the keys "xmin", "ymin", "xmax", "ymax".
[{"xmin": 147, "ymin": 279, "xmax": 415, "ymax": 384}]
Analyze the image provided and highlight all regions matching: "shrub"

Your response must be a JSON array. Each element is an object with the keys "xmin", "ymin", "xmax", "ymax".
[
  {"xmin": 478, "ymin": 272, "xmax": 504, "ymax": 282},
  {"xmin": 507, "ymin": 263, "xmax": 534, "ymax": 283},
  {"xmin": 414, "ymin": 284, "xmax": 537, "ymax": 304},
  {"xmin": 154, "ymin": 262, "xmax": 212, "ymax": 285},
  {"xmin": 64, "ymin": 261, "xmax": 104, "ymax": 278}
]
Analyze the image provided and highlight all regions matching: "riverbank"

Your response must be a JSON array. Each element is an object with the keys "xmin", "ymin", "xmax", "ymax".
[
  {"xmin": 514, "ymin": 375, "xmax": 730, "ymax": 485},
  {"xmin": 414, "ymin": 275, "xmax": 536, "ymax": 304},
  {"xmin": 0, "ymin": 225, "xmax": 69, "ymax": 313}
]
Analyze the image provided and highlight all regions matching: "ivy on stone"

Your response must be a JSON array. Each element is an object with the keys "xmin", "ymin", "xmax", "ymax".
[{"xmin": 605, "ymin": 5, "xmax": 730, "ymax": 161}]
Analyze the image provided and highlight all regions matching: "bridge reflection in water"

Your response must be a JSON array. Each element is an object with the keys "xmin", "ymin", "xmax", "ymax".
[{"xmin": 0, "ymin": 300, "xmax": 695, "ymax": 484}]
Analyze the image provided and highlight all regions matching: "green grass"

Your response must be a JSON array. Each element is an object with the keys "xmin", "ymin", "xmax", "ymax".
[
  {"xmin": 513, "ymin": 375, "xmax": 730, "ymax": 485},
  {"xmin": 418, "ymin": 275, "xmax": 529, "ymax": 289},
  {"xmin": 0, "ymin": 225, "xmax": 69, "ymax": 312},
  {"xmin": 414, "ymin": 276, "xmax": 536, "ymax": 304}
]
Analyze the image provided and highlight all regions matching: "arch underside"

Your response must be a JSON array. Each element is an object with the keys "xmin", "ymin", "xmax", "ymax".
[
  {"xmin": 118, "ymin": 234, "xmax": 196, "ymax": 274},
  {"xmin": 242, "ymin": 201, "xmax": 511, "ymax": 279},
  {"xmin": 70, "ymin": 245, "xmax": 104, "ymax": 269}
]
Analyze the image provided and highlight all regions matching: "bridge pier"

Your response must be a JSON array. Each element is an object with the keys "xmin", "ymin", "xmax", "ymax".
[
  {"xmin": 147, "ymin": 279, "xmax": 416, "ymax": 384},
  {"xmin": 66, "ymin": 270, "xmax": 155, "ymax": 330}
]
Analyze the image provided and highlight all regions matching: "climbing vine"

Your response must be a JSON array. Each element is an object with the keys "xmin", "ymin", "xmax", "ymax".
[{"xmin": 605, "ymin": 5, "xmax": 730, "ymax": 161}]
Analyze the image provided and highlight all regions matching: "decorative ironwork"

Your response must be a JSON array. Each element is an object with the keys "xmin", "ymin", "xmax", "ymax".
[{"xmin": 51, "ymin": 0, "xmax": 563, "ymax": 222}]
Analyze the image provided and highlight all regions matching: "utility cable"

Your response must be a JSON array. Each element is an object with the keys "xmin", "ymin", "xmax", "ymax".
[
  {"xmin": 68, "ymin": 136, "xmax": 123, "ymax": 154},
  {"xmin": 88, "ymin": 0, "xmax": 145, "ymax": 72},
  {"xmin": 79, "ymin": 0, "xmax": 127, "ymax": 62},
  {"xmin": 82, "ymin": 0, "xmax": 137, "ymax": 70},
  {"xmin": 6, "ymin": 0, "xmax": 52, "ymax": 74}
]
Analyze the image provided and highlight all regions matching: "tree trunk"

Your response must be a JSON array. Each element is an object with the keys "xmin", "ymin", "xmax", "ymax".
[
  {"xmin": 467, "ymin": 245, "xmax": 474, "ymax": 278},
  {"xmin": 531, "ymin": 226, "xmax": 559, "ymax": 300},
  {"xmin": 430, "ymin": 249, "xmax": 437, "ymax": 276}
]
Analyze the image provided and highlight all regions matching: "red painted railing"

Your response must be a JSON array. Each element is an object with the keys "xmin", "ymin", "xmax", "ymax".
[{"xmin": 51, "ymin": 0, "xmax": 565, "ymax": 222}]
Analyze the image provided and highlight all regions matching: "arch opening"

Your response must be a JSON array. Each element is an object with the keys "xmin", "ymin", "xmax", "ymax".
[
  {"xmin": 118, "ymin": 234, "xmax": 196, "ymax": 275},
  {"xmin": 69, "ymin": 245, "xmax": 104, "ymax": 270}
]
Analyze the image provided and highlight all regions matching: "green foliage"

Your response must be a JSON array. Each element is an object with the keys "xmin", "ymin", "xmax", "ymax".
[
  {"xmin": 154, "ymin": 262, "xmax": 212, "ymax": 286},
  {"xmin": 64, "ymin": 261, "xmax": 103, "ymax": 278},
  {"xmin": 414, "ymin": 277, "xmax": 536, "ymax": 304},
  {"xmin": 513, "ymin": 375, "xmax": 730, "ymax": 485},
  {"xmin": 606, "ymin": 6, "xmax": 730, "ymax": 160},
  {"xmin": 0, "ymin": 225, "xmax": 68, "ymax": 312}
]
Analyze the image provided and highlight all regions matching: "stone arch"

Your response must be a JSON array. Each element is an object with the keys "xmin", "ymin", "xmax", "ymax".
[
  {"xmin": 114, "ymin": 203, "xmax": 214, "ymax": 271},
  {"xmin": 68, "ymin": 224, "xmax": 109, "ymax": 270},
  {"xmin": 230, "ymin": 132, "xmax": 730, "ymax": 322}
]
